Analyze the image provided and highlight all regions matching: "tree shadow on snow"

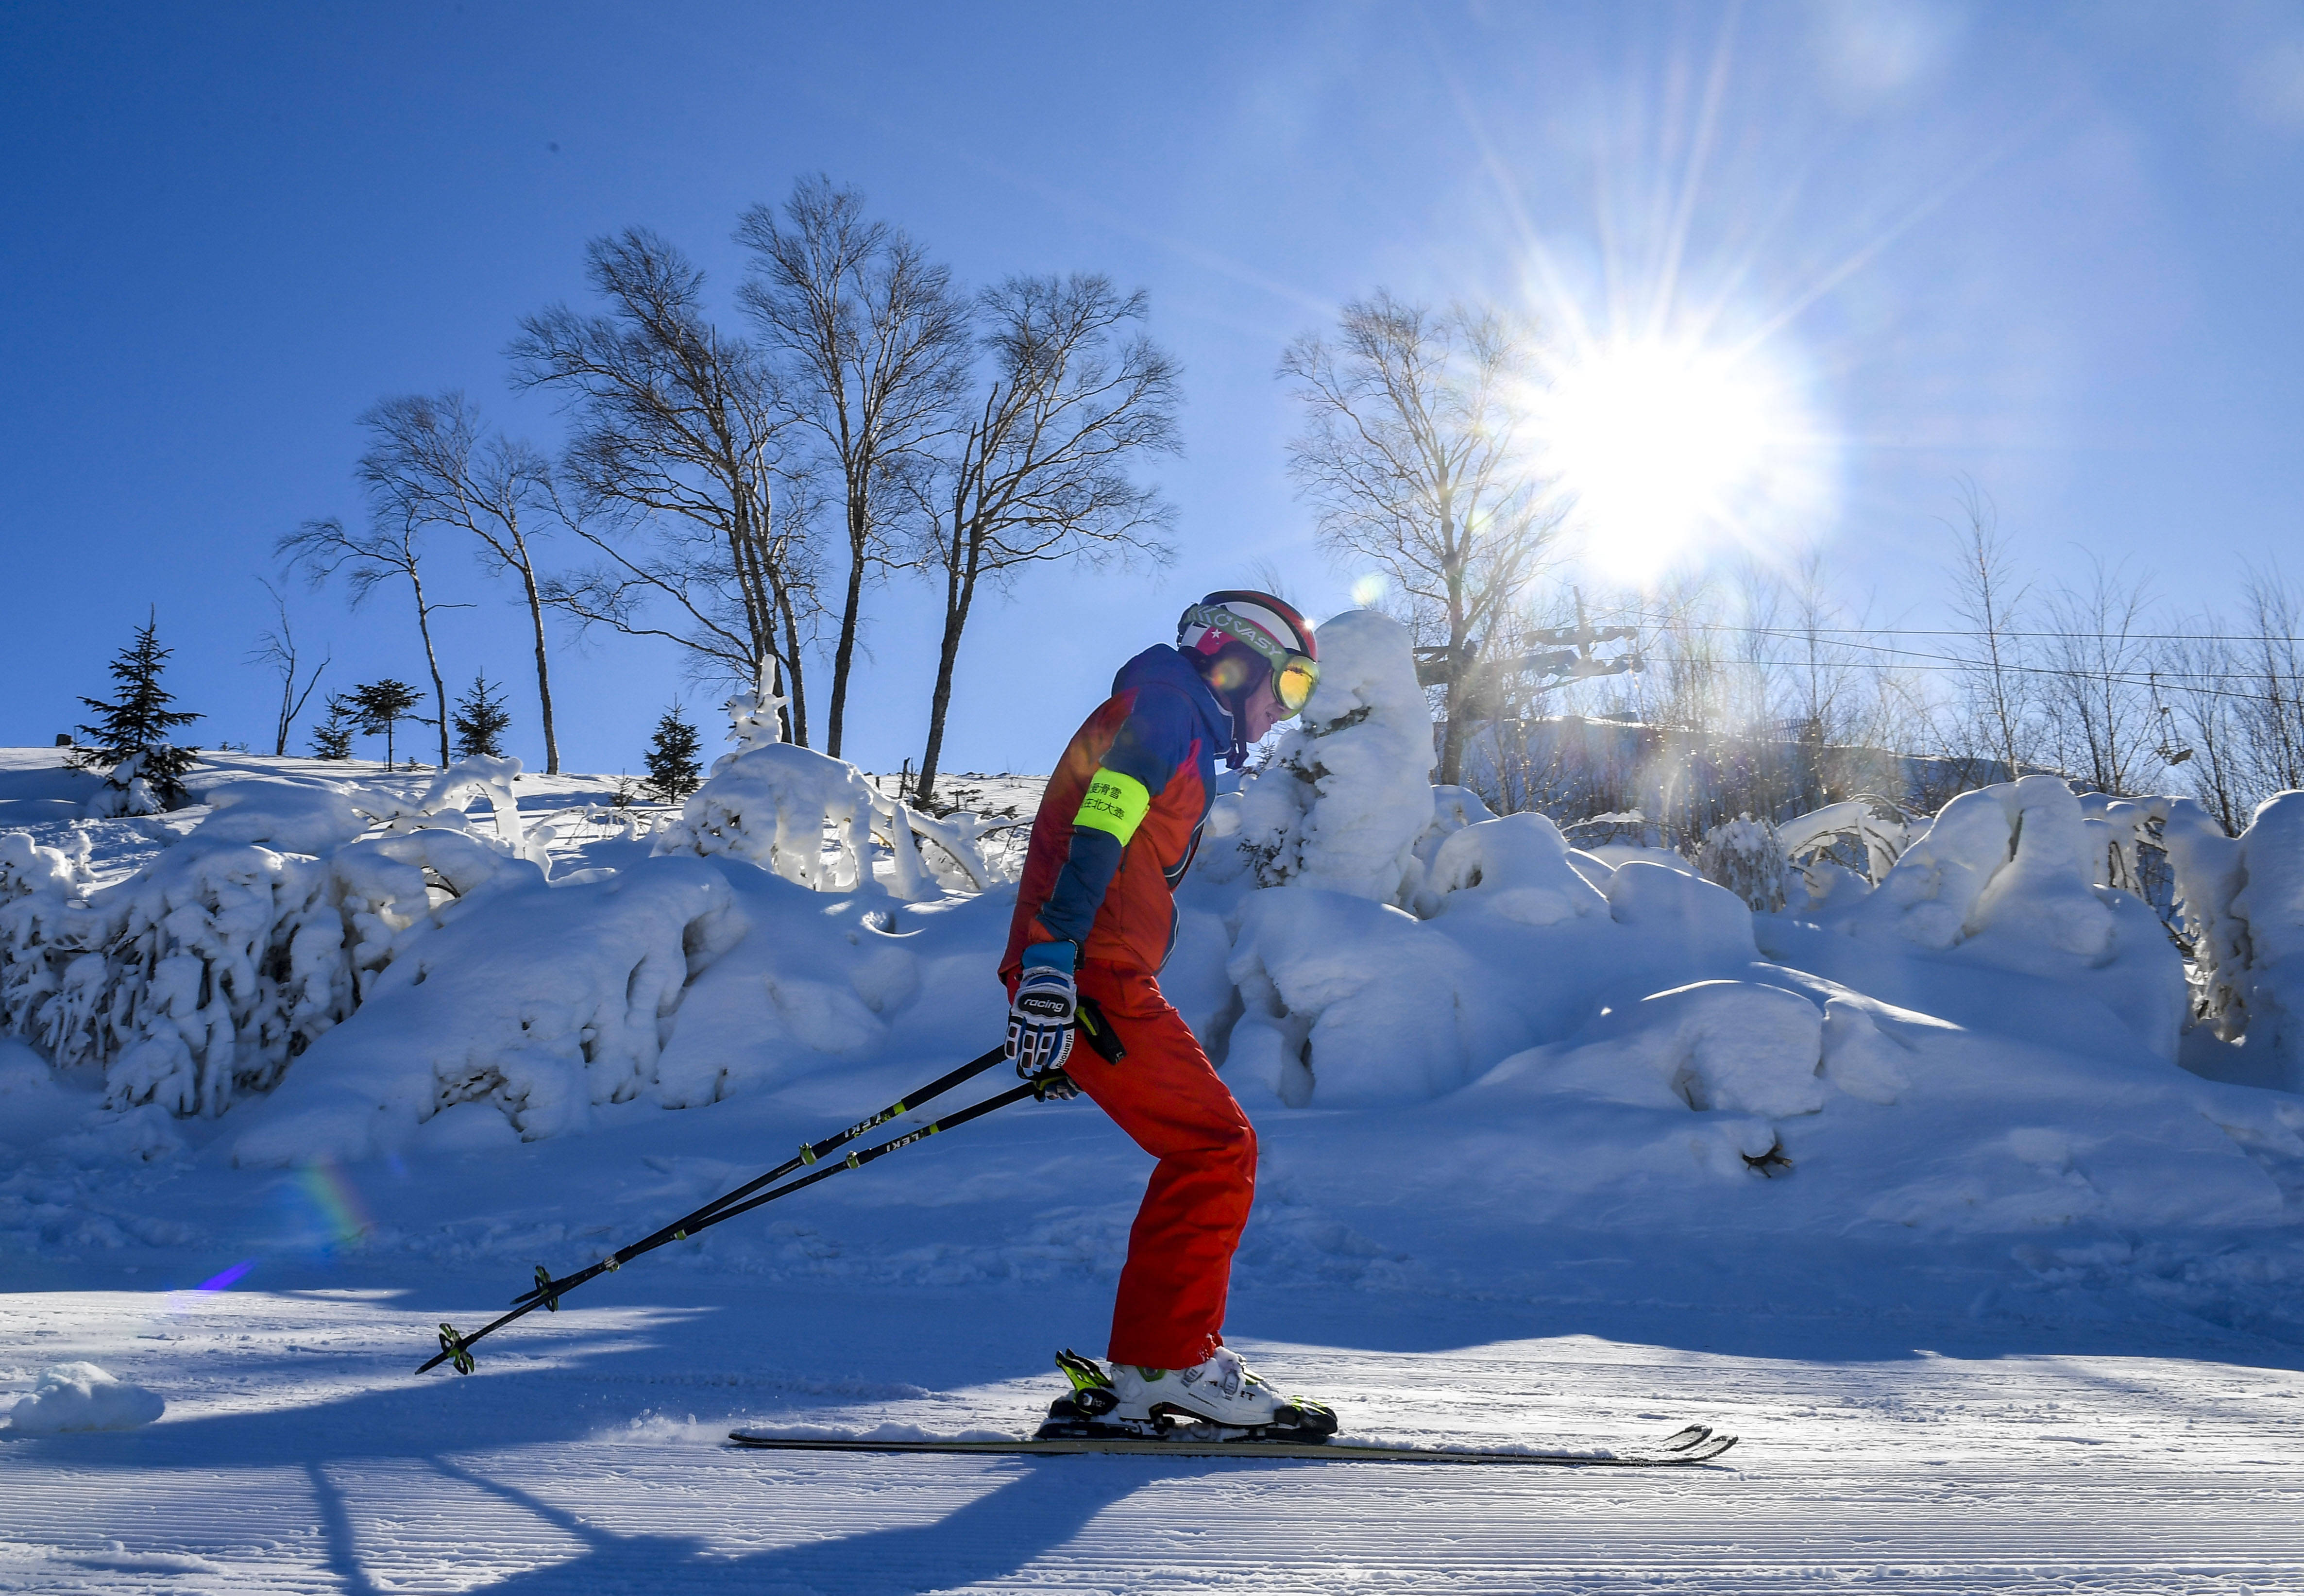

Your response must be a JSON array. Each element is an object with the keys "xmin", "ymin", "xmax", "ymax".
[{"xmin": 425, "ymin": 1448, "xmax": 1213, "ymax": 1596}]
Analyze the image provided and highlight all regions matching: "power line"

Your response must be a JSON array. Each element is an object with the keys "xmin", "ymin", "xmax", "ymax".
[
  {"xmin": 1555, "ymin": 625, "xmax": 2302, "ymax": 710},
  {"xmin": 1675, "ymin": 624, "xmax": 2304, "ymax": 645}
]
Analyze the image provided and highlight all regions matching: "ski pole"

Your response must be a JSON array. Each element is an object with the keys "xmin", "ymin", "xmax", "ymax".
[
  {"xmin": 416, "ymin": 1050, "xmax": 1050, "ymax": 1375},
  {"xmin": 509, "ymin": 1042, "xmax": 1009, "ymax": 1311}
]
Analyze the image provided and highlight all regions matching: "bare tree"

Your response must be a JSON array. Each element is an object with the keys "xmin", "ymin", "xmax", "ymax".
[
  {"xmin": 2161, "ymin": 625, "xmax": 2248, "ymax": 833},
  {"xmin": 355, "ymin": 393, "xmax": 564, "ymax": 772},
  {"xmin": 737, "ymin": 176, "xmax": 970, "ymax": 758},
  {"xmin": 1280, "ymin": 293, "xmax": 1560, "ymax": 785},
  {"xmin": 279, "ymin": 496, "xmax": 470, "ymax": 769},
  {"xmin": 510, "ymin": 228, "xmax": 818, "ymax": 743},
  {"xmin": 248, "ymin": 578, "xmax": 330, "ymax": 757},
  {"xmin": 906, "ymin": 274, "xmax": 1181, "ymax": 808},
  {"xmin": 2039, "ymin": 555, "xmax": 2158, "ymax": 794},
  {"xmin": 2235, "ymin": 564, "xmax": 2304, "ymax": 802},
  {"xmin": 1939, "ymin": 481, "xmax": 2034, "ymax": 780}
]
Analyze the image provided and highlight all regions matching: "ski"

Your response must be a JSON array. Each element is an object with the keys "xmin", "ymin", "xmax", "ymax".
[{"xmin": 727, "ymin": 1424, "xmax": 1738, "ymax": 1466}]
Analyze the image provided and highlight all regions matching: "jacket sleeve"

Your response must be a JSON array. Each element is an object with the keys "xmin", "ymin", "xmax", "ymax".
[{"xmin": 1031, "ymin": 685, "xmax": 1197, "ymax": 951}]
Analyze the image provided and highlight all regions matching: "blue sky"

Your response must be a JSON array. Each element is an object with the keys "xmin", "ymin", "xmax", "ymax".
[{"xmin": 4, "ymin": 2, "xmax": 2301, "ymax": 777}]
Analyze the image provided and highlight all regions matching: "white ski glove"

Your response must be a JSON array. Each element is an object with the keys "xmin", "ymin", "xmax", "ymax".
[{"xmin": 1007, "ymin": 959, "xmax": 1078, "ymax": 1083}]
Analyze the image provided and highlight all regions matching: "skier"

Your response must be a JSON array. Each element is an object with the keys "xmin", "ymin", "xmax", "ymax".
[{"xmin": 1001, "ymin": 590, "xmax": 1337, "ymax": 1439}]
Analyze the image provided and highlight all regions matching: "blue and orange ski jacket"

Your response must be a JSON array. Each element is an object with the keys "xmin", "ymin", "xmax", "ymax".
[{"xmin": 1001, "ymin": 645, "xmax": 1233, "ymax": 981}]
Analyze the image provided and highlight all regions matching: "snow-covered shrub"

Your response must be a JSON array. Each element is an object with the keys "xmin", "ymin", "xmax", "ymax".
[
  {"xmin": 1227, "ymin": 609, "xmax": 1436, "ymax": 905},
  {"xmin": 1416, "ymin": 812, "xmax": 1609, "ymax": 926},
  {"xmin": 1857, "ymin": 775, "xmax": 2113, "ymax": 957},
  {"xmin": 231, "ymin": 857, "xmax": 743, "ymax": 1165},
  {"xmin": 1604, "ymin": 860, "xmax": 1761, "ymax": 960},
  {"xmin": 1778, "ymin": 797, "xmax": 1912, "ymax": 887},
  {"xmin": 81, "ymin": 752, "xmax": 169, "ymax": 819},
  {"xmin": 1226, "ymin": 888, "xmax": 1527, "ymax": 1109},
  {"xmin": 0, "ymin": 771, "xmax": 518, "ymax": 1118},
  {"xmin": 195, "ymin": 779, "xmax": 369, "ymax": 856},
  {"xmin": 656, "ymin": 742, "xmax": 881, "ymax": 891},
  {"xmin": 2164, "ymin": 791, "xmax": 2304, "ymax": 1085},
  {"xmin": 1696, "ymin": 812, "xmax": 1787, "ymax": 912}
]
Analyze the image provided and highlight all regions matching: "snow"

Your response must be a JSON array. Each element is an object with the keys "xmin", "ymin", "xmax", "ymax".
[
  {"xmin": 2, "ymin": 1360, "xmax": 164, "ymax": 1434},
  {"xmin": 3, "ymin": 723, "xmax": 2304, "ymax": 1591}
]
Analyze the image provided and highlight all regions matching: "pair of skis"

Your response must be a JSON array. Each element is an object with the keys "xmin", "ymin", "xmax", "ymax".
[{"xmin": 727, "ymin": 1422, "xmax": 1739, "ymax": 1467}]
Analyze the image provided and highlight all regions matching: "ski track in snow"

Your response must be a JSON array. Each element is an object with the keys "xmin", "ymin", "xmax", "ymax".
[{"xmin": 3, "ymin": 1285, "xmax": 2302, "ymax": 1594}]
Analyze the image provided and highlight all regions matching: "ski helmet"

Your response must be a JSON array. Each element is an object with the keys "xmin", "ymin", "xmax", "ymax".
[{"xmin": 1177, "ymin": 590, "xmax": 1321, "ymax": 714}]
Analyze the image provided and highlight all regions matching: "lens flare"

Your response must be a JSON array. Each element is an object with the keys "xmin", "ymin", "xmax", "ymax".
[
  {"xmin": 195, "ymin": 1259, "xmax": 257, "ymax": 1292},
  {"xmin": 294, "ymin": 1159, "xmax": 376, "ymax": 1250},
  {"xmin": 1349, "ymin": 572, "xmax": 1388, "ymax": 607}
]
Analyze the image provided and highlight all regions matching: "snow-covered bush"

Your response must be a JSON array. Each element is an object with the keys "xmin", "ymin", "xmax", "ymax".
[
  {"xmin": 1225, "ymin": 609, "xmax": 1435, "ymax": 905},
  {"xmin": 1226, "ymin": 888, "xmax": 1526, "ymax": 1108},
  {"xmin": 230, "ymin": 857, "xmax": 741, "ymax": 1165},
  {"xmin": 2163, "ymin": 791, "xmax": 2304, "ymax": 1087},
  {"xmin": 656, "ymin": 742, "xmax": 883, "ymax": 891},
  {"xmin": 1857, "ymin": 775, "xmax": 2114, "ymax": 957},
  {"xmin": 1416, "ymin": 811, "xmax": 1609, "ymax": 926},
  {"xmin": 1778, "ymin": 797, "xmax": 1912, "ymax": 888},
  {"xmin": 0, "ymin": 817, "xmax": 517, "ymax": 1118},
  {"xmin": 1696, "ymin": 812, "xmax": 1787, "ymax": 912}
]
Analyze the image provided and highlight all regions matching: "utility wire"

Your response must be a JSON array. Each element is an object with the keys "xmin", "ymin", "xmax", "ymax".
[{"xmin": 1551, "ymin": 622, "xmax": 2303, "ymax": 710}]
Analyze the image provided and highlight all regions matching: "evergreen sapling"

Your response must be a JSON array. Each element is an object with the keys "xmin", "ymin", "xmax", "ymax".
[
  {"xmin": 643, "ymin": 706, "xmax": 703, "ymax": 803},
  {"xmin": 71, "ymin": 609, "xmax": 203, "ymax": 811},
  {"xmin": 352, "ymin": 679, "xmax": 423, "ymax": 768},
  {"xmin": 452, "ymin": 674, "xmax": 511, "ymax": 760},
  {"xmin": 310, "ymin": 695, "xmax": 358, "ymax": 761}
]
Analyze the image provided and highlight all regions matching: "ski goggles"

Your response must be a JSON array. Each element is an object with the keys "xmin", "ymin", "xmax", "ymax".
[{"xmin": 1183, "ymin": 604, "xmax": 1321, "ymax": 712}]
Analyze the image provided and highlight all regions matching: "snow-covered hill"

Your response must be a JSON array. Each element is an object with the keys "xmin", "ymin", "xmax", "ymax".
[{"xmin": 5, "ymin": 615, "xmax": 2304, "ymax": 1592}]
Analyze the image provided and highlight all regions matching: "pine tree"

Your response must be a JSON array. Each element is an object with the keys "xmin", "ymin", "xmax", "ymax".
[
  {"xmin": 311, "ymin": 694, "xmax": 358, "ymax": 760},
  {"xmin": 351, "ymin": 679, "xmax": 423, "ymax": 767},
  {"xmin": 451, "ymin": 674, "xmax": 511, "ymax": 760},
  {"xmin": 71, "ymin": 609, "xmax": 203, "ymax": 808},
  {"xmin": 643, "ymin": 705, "xmax": 703, "ymax": 803}
]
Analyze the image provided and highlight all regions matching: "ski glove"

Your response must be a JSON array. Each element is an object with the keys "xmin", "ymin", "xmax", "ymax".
[{"xmin": 1008, "ymin": 951, "xmax": 1078, "ymax": 1083}]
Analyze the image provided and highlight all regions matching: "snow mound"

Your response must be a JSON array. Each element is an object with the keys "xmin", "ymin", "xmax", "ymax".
[
  {"xmin": 192, "ymin": 780, "xmax": 369, "ymax": 856},
  {"xmin": 1606, "ymin": 860, "xmax": 1760, "ymax": 959},
  {"xmin": 3, "ymin": 1362, "xmax": 164, "ymax": 1434},
  {"xmin": 1224, "ymin": 609, "xmax": 1435, "ymax": 905},
  {"xmin": 1538, "ymin": 980, "xmax": 1827, "ymax": 1119}
]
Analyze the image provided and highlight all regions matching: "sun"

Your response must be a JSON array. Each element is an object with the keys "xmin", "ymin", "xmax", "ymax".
[{"xmin": 1534, "ymin": 335, "xmax": 1822, "ymax": 582}]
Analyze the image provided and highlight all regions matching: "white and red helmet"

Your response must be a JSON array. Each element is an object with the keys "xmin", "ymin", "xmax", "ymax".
[{"xmin": 1177, "ymin": 590, "xmax": 1320, "ymax": 712}]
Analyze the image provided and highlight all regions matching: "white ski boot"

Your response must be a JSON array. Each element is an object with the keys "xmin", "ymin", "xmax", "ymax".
[{"xmin": 1040, "ymin": 1348, "xmax": 1338, "ymax": 1442}]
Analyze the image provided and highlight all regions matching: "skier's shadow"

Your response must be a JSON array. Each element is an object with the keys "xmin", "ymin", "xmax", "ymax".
[{"xmin": 424, "ymin": 1447, "xmax": 1226, "ymax": 1594}]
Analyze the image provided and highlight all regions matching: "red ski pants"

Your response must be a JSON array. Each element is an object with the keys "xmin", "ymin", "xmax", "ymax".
[{"xmin": 1069, "ymin": 962, "xmax": 1257, "ymax": 1371}]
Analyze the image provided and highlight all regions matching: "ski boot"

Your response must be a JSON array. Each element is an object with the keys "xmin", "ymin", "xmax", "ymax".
[{"xmin": 1035, "ymin": 1348, "xmax": 1338, "ymax": 1443}]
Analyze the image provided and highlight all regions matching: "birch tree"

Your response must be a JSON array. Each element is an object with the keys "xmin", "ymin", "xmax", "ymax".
[
  {"xmin": 354, "ymin": 392, "xmax": 564, "ymax": 772},
  {"xmin": 1280, "ymin": 293, "xmax": 1560, "ymax": 785},
  {"xmin": 511, "ymin": 228, "xmax": 818, "ymax": 743},
  {"xmin": 907, "ymin": 274, "xmax": 1180, "ymax": 808},
  {"xmin": 737, "ymin": 176, "xmax": 970, "ymax": 757}
]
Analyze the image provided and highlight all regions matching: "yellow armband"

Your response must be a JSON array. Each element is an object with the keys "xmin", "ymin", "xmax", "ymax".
[{"xmin": 1073, "ymin": 767, "xmax": 1152, "ymax": 844}]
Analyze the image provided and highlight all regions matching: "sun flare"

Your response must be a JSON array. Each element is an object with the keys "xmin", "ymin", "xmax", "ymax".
[{"xmin": 1535, "ymin": 336, "xmax": 1822, "ymax": 582}]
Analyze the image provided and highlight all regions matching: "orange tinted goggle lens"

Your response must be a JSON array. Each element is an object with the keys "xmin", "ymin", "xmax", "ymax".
[{"xmin": 1276, "ymin": 659, "xmax": 1319, "ymax": 711}]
